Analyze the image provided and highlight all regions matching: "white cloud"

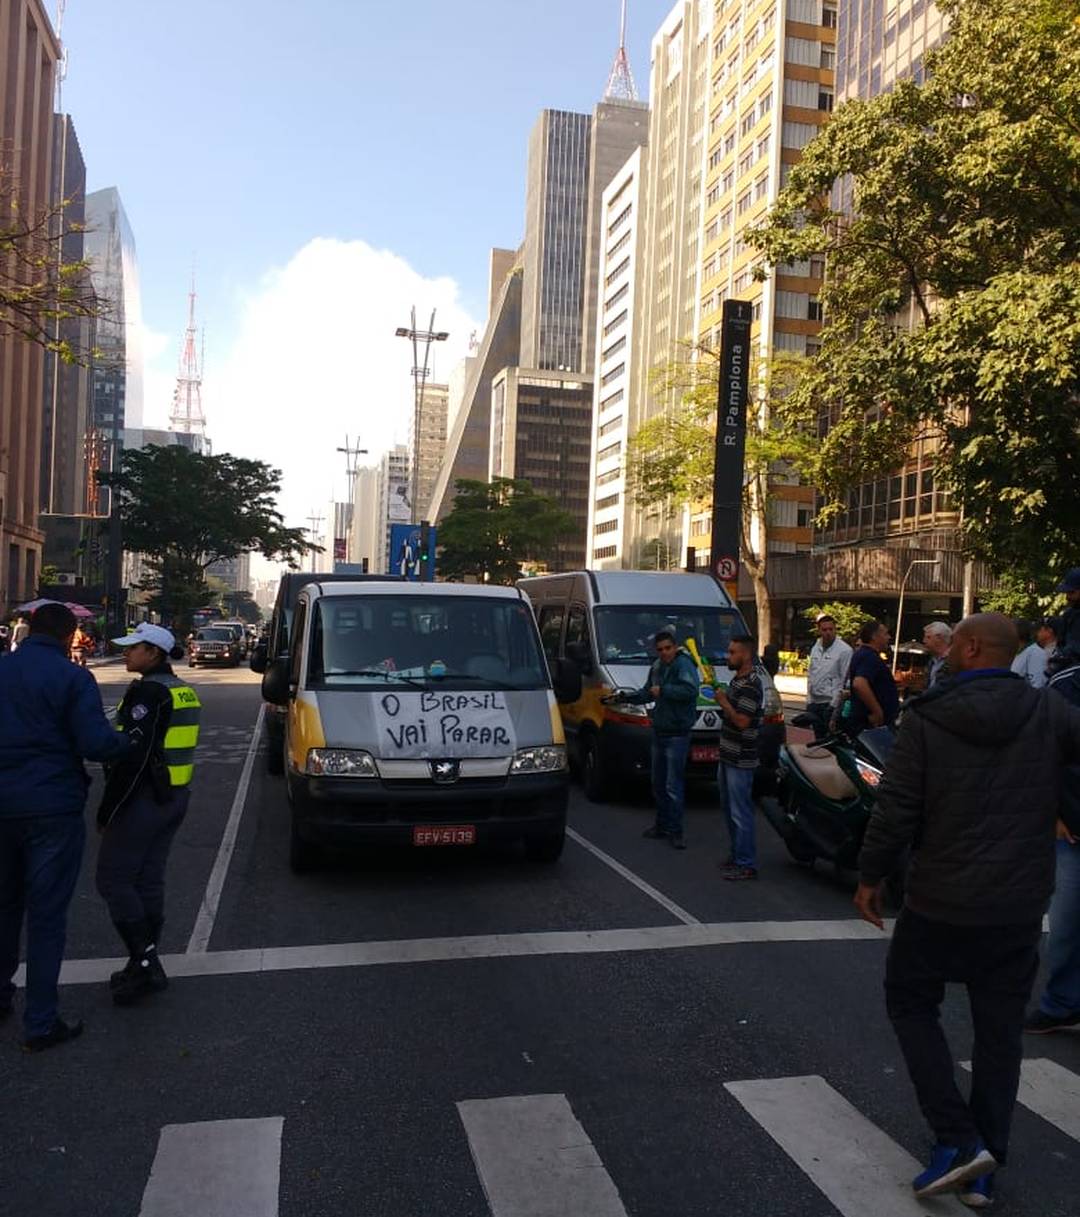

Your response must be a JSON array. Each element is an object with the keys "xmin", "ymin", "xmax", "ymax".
[{"xmin": 203, "ymin": 238, "xmax": 480, "ymax": 534}]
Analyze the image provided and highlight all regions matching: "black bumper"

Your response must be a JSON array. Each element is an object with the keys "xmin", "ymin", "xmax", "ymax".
[{"xmin": 290, "ymin": 770, "xmax": 569, "ymax": 847}]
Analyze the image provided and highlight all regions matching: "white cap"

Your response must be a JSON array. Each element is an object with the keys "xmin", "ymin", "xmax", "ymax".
[{"xmin": 112, "ymin": 622, "xmax": 176, "ymax": 653}]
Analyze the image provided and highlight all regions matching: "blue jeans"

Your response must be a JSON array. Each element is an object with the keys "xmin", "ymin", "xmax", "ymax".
[
  {"xmin": 650, "ymin": 734, "xmax": 690, "ymax": 836},
  {"xmin": 1039, "ymin": 839, "xmax": 1080, "ymax": 1018},
  {"xmin": 718, "ymin": 763, "xmax": 757, "ymax": 868},
  {"xmin": 0, "ymin": 814, "xmax": 85, "ymax": 1037}
]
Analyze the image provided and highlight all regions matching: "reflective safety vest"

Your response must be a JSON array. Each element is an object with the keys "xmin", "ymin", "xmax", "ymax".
[{"xmin": 139, "ymin": 672, "xmax": 202, "ymax": 787}]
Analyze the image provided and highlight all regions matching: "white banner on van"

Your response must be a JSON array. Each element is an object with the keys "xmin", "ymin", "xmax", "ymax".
[{"xmin": 372, "ymin": 691, "xmax": 517, "ymax": 759}]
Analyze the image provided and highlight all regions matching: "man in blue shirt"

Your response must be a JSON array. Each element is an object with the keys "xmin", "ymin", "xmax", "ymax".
[
  {"xmin": 848, "ymin": 619, "xmax": 899, "ymax": 735},
  {"xmin": 0, "ymin": 603, "xmax": 131, "ymax": 1052}
]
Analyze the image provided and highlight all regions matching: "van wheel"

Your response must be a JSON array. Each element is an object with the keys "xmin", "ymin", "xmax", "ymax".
[
  {"xmin": 524, "ymin": 828, "xmax": 565, "ymax": 863},
  {"xmin": 581, "ymin": 734, "xmax": 607, "ymax": 803},
  {"xmin": 289, "ymin": 818, "xmax": 320, "ymax": 874}
]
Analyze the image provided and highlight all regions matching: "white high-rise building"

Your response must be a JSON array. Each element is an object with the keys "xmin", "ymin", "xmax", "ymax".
[{"xmin": 347, "ymin": 465, "xmax": 382, "ymax": 573}]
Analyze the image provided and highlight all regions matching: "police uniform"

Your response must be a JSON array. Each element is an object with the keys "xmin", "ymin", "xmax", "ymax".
[{"xmin": 95, "ymin": 627, "xmax": 201, "ymax": 1004}]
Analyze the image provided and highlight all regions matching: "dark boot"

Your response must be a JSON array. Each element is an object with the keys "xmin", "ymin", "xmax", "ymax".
[
  {"xmin": 109, "ymin": 920, "xmax": 143, "ymax": 992},
  {"xmin": 144, "ymin": 918, "xmax": 168, "ymax": 992},
  {"xmin": 111, "ymin": 920, "xmax": 160, "ymax": 1006}
]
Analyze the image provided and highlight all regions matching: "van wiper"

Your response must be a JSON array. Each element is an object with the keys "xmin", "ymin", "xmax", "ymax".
[
  {"xmin": 427, "ymin": 671, "xmax": 521, "ymax": 691},
  {"xmin": 322, "ymin": 669, "xmax": 427, "ymax": 688}
]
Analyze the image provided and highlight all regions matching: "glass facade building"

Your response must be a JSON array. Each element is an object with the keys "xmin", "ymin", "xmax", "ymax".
[{"xmin": 836, "ymin": 0, "xmax": 945, "ymax": 104}]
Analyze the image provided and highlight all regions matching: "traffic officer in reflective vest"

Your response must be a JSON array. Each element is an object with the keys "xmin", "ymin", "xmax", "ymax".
[{"xmin": 95, "ymin": 622, "xmax": 201, "ymax": 1005}]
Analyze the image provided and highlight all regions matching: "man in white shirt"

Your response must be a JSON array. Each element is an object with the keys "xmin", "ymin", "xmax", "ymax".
[
  {"xmin": 1012, "ymin": 620, "xmax": 1049, "ymax": 689},
  {"xmin": 806, "ymin": 614, "xmax": 853, "ymax": 738}
]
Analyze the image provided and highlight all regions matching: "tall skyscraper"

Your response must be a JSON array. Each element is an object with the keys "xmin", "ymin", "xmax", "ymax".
[
  {"xmin": 836, "ymin": 0, "xmax": 945, "ymax": 103},
  {"xmin": 378, "ymin": 445, "xmax": 411, "ymax": 573},
  {"xmin": 409, "ymin": 381, "xmax": 449, "ymax": 521},
  {"xmin": 84, "ymin": 187, "xmax": 144, "ymax": 512},
  {"xmin": 347, "ymin": 464, "xmax": 383, "ymax": 573},
  {"xmin": 0, "ymin": 0, "xmax": 61, "ymax": 606},
  {"xmin": 40, "ymin": 113, "xmax": 91, "ymax": 519}
]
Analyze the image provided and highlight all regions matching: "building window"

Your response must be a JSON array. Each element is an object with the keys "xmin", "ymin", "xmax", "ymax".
[
  {"xmin": 607, "ymin": 203, "xmax": 632, "ymax": 237},
  {"xmin": 756, "ymin": 133, "xmax": 771, "ymax": 161},
  {"xmin": 754, "ymin": 172, "xmax": 769, "ymax": 201},
  {"xmin": 784, "ymin": 36, "xmax": 820, "ymax": 66},
  {"xmin": 607, "ymin": 229, "xmax": 632, "ymax": 261},
  {"xmin": 737, "ymin": 191, "xmax": 753, "ymax": 215},
  {"xmin": 594, "ymin": 519, "xmax": 619, "ymax": 536},
  {"xmin": 738, "ymin": 150, "xmax": 754, "ymax": 177},
  {"xmin": 720, "ymin": 206, "xmax": 733, "ymax": 228},
  {"xmin": 808, "ymin": 295, "xmax": 823, "ymax": 321},
  {"xmin": 600, "ymin": 387, "xmax": 624, "ymax": 411},
  {"xmin": 822, "ymin": 4, "xmax": 838, "ymax": 29},
  {"xmin": 724, "ymin": 130, "xmax": 736, "ymax": 155},
  {"xmin": 603, "ymin": 310, "xmax": 628, "ymax": 338},
  {"xmin": 820, "ymin": 44, "xmax": 835, "ymax": 69},
  {"xmin": 706, "ymin": 183, "xmax": 721, "ymax": 208},
  {"xmin": 810, "ymin": 255, "xmax": 826, "ymax": 279},
  {"xmin": 597, "ymin": 440, "xmax": 622, "ymax": 462},
  {"xmin": 782, "ymin": 121, "xmax": 818, "ymax": 149},
  {"xmin": 776, "ymin": 290, "xmax": 810, "ymax": 318},
  {"xmin": 605, "ymin": 283, "xmax": 629, "ymax": 311},
  {"xmin": 600, "ymin": 363, "xmax": 625, "ymax": 388},
  {"xmin": 593, "ymin": 545, "xmax": 618, "ymax": 560},
  {"xmin": 758, "ymin": 91, "xmax": 773, "ymax": 120},
  {"xmin": 602, "ymin": 336, "xmax": 627, "ymax": 363},
  {"xmin": 605, "ymin": 257, "xmax": 631, "ymax": 289},
  {"xmin": 597, "ymin": 414, "xmax": 623, "ymax": 439},
  {"xmin": 595, "ymin": 493, "xmax": 619, "ymax": 511},
  {"xmin": 741, "ymin": 111, "xmax": 756, "ymax": 137},
  {"xmin": 818, "ymin": 87, "xmax": 834, "ymax": 112},
  {"xmin": 596, "ymin": 468, "xmax": 619, "ymax": 487}
]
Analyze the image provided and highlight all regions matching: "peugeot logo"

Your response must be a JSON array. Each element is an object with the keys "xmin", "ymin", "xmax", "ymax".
[{"xmin": 430, "ymin": 759, "xmax": 461, "ymax": 784}]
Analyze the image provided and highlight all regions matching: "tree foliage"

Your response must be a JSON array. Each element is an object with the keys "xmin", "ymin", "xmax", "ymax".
[
  {"xmin": 1, "ymin": 174, "xmax": 102, "ymax": 363},
  {"xmin": 751, "ymin": 0, "xmax": 1080, "ymax": 584},
  {"xmin": 803, "ymin": 601, "xmax": 875, "ymax": 644},
  {"xmin": 626, "ymin": 346, "xmax": 816, "ymax": 642},
  {"xmin": 99, "ymin": 445, "xmax": 311, "ymax": 626},
  {"xmin": 437, "ymin": 478, "xmax": 577, "ymax": 585}
]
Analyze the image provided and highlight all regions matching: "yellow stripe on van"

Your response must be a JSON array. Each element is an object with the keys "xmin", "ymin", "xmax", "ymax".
[
  {"xmin": 289, "ymin": 693, "xmax": 326, "ymax": 771},
  {"xmin": 548, "ymin": 692, "xmax": 566, "ymax": 745}
]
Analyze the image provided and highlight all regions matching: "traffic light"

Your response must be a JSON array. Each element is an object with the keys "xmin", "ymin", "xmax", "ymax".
[{"xmin": 419, "ymin": 521, "xmax": 431, "ymax": 579}]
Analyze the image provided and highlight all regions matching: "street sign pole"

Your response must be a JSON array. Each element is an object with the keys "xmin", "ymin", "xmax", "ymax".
[{"xmin": 709, "ymin": 299, "xmax": 753, "ymax": 602}]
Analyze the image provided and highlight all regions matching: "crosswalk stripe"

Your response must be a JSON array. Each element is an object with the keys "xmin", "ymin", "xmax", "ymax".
[
  {"xmin": 724, "ymin": 1075, "xmax": 935, "ymax": 1216},
  {"xmin": 457, "ymin": 1094, "xmax": 628, "ymax": 1217},
  {"xmin": 961, "ymin": 1057, "xmax": 1080, "ymax": 1142},
  {"xmin": 138, "ymin": 1116, "xmax": 284, "ymax": 1216}
]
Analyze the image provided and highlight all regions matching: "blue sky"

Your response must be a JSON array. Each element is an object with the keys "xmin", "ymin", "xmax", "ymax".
[{"xmin": 61, "ymin": 0, "xmax": 676, "ymax": 530}]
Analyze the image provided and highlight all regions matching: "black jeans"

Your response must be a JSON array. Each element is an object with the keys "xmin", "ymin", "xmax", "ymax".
[
  {"xmin": 95, "ymin": 788, "xmax": 189, "ymax": 927},
  {"xmin": 885, "ymin": 907, "xmax": 1041, "ymax": 1163}
]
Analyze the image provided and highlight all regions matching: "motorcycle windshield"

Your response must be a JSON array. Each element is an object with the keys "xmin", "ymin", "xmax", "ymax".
[{"xmin": 858, "ymin": 726, "xmax": 896, "ymax": 769}]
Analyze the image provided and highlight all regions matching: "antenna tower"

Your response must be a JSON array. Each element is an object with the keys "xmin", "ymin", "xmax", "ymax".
[
  {"xmin": 604, "ymin": 0, "xmax": 639, "ymax": 102},
  {"xmin": 169, "ymin": 274, "xmax": 207, "ymax": 436}
]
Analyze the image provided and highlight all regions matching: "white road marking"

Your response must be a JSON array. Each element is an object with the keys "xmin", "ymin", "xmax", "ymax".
[
  {"xmin": 725, "ymin": 1075, "xmax": 937, "ymax": 1217},
  {"xmin": 458, "ymin": 1094, "xmax": 628, "ymax": 1217},
  {"xmin": 139, "ymin": 1116, "xmax": 283, "ymax": 1217},
  {"xmin": 962, "ymin": 1057, "xmax": 1080, "ymax": 1141},
  {"xmin": 19, "ymin": 917, "xmax": 891, "ymax": 989},
  {"xmin": 186, "ymin": 703, "xmax": 265, "ymax": 954},
  {"xmin": 566, "ymin": 826, "xmax": 701, "ymax": 925}
]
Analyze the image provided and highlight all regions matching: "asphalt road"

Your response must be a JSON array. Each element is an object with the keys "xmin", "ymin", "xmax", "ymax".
[{"xmin": 4, "ymin": 664, "xmax": 1080, "ymax": 1217}]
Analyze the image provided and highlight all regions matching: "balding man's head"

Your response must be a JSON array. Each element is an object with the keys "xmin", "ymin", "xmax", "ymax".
[{"xmin": 948, "ymin": 613, "xmax": 1020, "ymax": 673}]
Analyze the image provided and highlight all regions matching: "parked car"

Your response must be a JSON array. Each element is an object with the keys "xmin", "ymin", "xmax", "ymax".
[
  {"xmin": 218, "ymin": 620, "xmax": 248, "ymax": 658},
  {"xmin": 189, "ymin": 626, "xmax": 242, "ymax": 668}
]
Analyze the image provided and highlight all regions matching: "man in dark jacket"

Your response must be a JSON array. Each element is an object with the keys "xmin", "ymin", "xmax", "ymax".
[
  {"xmin": 855, "ymin": 613, "xmax": 1080, "ymax": 1206},
  {"xmin": 0, "ymin": 603, "xmax": 132, "ymax": 1051},
  {"xmin": 620, "ymin": 629, "xmax": 700, "ymax": 849},
  {"xmin": 1025, "ymin": 661, "xmax": 1080, "ymax": 1034}
]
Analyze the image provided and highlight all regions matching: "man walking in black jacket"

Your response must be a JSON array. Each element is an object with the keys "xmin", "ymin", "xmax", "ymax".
[{"xmin": 855, "ymin": 613, "xmax": 1080, "ymax": 1207}]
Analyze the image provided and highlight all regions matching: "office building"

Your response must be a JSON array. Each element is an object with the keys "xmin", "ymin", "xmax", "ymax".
[
  {"xmin": 85, "ymin": 187, "xmax": 144, "ymax": 510},
  {"xmin": 347, "ymin": 464, "xmax": 382, "ymax": 573},
  {"xmin": 40, "ymin": 114, "xmax": 91, "ymax": 519},
  {"xmin": 325, "ymin": 499, "xmax": 354, "ymax": 566},
  {"xmin": 489, "ymin": 368, "xmax": 593, "ymax": 569},
  {"xmin": 409, "ymin": 381, "xmax": 449, "ymax": 522},
  {"xmin": 206, "ymin": 553, "xmax": 251, "ymax": 597},
  {"xmin": 378, "ymin": 445, "xmax": 411, "ymax": 573},
  {"xmin": 0, "ymin": 0, "xmax": 60, "ymax": 606},
  {"xmin": 836, "ymin": 0, "xmax": 945, "ymax": 103}
]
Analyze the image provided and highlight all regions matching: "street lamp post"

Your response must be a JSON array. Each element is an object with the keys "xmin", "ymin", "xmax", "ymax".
[
  {"xmin": 893, "ymin": 557, "xmax": 942, "ymax": 675},
  {"xmin": 395, "ymin": 309, "xmax": 449, "ymax": 520}
]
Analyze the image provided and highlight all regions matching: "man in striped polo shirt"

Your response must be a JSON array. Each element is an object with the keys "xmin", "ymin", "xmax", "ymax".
[{"xmin": 715, "ymin": 634, "xmax": 764, "ymax": 881}]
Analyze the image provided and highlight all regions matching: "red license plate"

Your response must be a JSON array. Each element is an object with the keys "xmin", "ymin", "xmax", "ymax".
[
  {"xmin": 691, "ymin": 745, "xmax": 721, "ymax": 763},
  {"xmin": 412, "ymin": 825, "xmax": 476, "ymax": 847}
]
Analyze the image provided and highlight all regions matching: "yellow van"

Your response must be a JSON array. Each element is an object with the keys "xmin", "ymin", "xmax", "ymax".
[{"xmin": 261, "ymin": 581, "xmax": 580, "ymax": 872}]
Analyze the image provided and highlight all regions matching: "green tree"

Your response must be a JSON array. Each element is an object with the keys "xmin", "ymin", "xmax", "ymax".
[
  {"xmin": 751, "ymin": 0, "xmax": 1080, "ymax": 586},
  {"xmin": 437, "ymin": 478, "xmax": 577, "ymax": 585},
  {"xmin": 98, "ymin": 445, "xmax": 311, "ymax": 630},
  {"xmin": 803, "ymin": 601, "xmax": 875, "ymax": 645},
  {"xmin": 626, "ymin": 346, "xmax": 815, "ymax": 645}
]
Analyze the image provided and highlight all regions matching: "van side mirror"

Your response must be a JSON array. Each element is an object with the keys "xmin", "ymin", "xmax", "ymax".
[
  {"xmin": 552, "ymin": 658, "xmax": 583, "ymax": 705},
  {"xmin": 565, "ymin": 640, "xmax": 593, "ymax": 675},
  {"xmin": 249, "ymin": 642, "xmax": 268, "ymax": 674},
  {"xmin": 262, "ymin": 658, "xmax": 292, "ymax": 706}
]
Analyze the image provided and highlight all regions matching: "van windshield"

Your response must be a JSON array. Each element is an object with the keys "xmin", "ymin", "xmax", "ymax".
[
  {"xmin": 594, "ymin": 605, "xmax": 743, "ymax": 664},
  {"xmin": 308, "ymin": 595, "xmax": 549, "ymax": 690}
]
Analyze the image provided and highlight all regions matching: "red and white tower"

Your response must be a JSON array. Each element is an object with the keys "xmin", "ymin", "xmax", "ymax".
[
  {"xmin": 169, "ymin": 277, "xmax": 207, "ymax": 436},
  {"xmin": 604, "ymin": 0, "xmax": 639, "ymax": 102}
]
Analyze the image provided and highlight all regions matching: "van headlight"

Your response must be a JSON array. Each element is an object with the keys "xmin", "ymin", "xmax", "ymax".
[
  {"xmin": 510, "ymin": 745, "xmax": 568, "ymax": 774},
  {"xmin": 305, "ymin": 748, "xmax": 378, "ymax": 778}
]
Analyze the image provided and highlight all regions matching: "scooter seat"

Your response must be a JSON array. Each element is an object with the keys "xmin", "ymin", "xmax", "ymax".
[{"xmin": 788, "ymin": 744, "xmax": 858, "ymax": 801}]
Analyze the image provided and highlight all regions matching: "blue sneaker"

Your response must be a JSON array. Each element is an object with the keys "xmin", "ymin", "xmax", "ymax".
[
  {"xmin": 960, "ymin": 1173, "xmax": 996, "ymax": 1208},
  {"xmin": 913, "ymin": 1143, "xmax": 997, "ymax": 1198}
]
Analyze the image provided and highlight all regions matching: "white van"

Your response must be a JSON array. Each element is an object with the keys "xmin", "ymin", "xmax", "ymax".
[
  {"xmin": 261, "ymin": 581, "xmax": 579, "ymax": 871},
  {"xmin": 518, "ymin": 571, "xmax": 784, "ymax": 800}
]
